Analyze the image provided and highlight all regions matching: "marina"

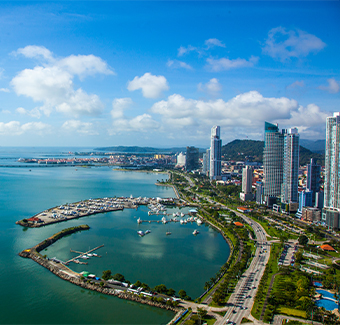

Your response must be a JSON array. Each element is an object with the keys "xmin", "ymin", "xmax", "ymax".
[{"xmin": 66, "ymin": 245, "xmax": 104, "ymax": 265}]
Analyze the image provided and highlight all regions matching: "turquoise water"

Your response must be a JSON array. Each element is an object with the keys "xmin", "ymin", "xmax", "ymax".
[
  {"xmin": 316, "ymin": 289, "xmax": 339, "ymax": 311},
  {"xmin": 0, "ymin": 151, "xmax": 230, "ymax": 324}
]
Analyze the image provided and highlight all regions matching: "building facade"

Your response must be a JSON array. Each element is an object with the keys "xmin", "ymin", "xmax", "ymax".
[
  {"xmin": 240, "ymin": 165, "xmax": 253, "ymax": 201},
  {"xmin": 263, "ymin": 122, "xmax": 284, "ymax": 204},
  {"xmin": 202, "ymin": 149, "xmax": 210, "ymax": 175},
  {"xmin": 281, "ymin": 128, "xmax": 300, "ymax": 204},
  {"xmin": 306, "ymin": 158, "xmax": 321, "ymax": 206},
  {"xmin": 323, "ymin": 112, "xmax": 340, "ymax": 229},
  {"xmin": 210, "ymin": 126, "xmax": 222, "ymax": 180},
  {"xmin": 185, "ymin": 146, "xmax": 199, "ymax": 171}
]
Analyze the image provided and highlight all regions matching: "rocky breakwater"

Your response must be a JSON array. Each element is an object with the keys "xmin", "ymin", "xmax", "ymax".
[{"xmin": 19, "ymin": 225, "xmax": 180, "ymax": 313}]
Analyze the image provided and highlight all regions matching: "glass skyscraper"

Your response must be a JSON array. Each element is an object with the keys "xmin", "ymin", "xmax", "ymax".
[
  {"xmin": 210, "ymin": 126, "xmax": 222, "ymax": 180},
  {"xmin": 263, "ymin": 122, "xmax": 284, "ymax": 201},
  {"xmin": 324, "ymin": 112, "xmax": 340, "ymax": 210},
  {"xmin": 281, "ymin": 128, "xmax": 299, "ymax": 204}
]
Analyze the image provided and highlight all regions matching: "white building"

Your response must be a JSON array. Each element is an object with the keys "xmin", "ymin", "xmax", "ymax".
[
  {"xmin": 240, "ymin": 165, "xmax": 253, "ymax": 201},
  {"xmin": 176, "ymin": 152, "xmax": 186, "ymax": 167}
]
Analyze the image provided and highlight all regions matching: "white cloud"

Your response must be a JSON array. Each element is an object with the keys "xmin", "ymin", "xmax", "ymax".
[
  {"xmin": 198, "ymin": 78, "xmax": 222, "ymax": 96},
  {"xmin": 61, "ymin": 120, "xmax": 98, "ymax": 135},
  {"xmin": 205, "ymin": 38, "xmax": 225, "ymax": 49},
  {"xmin": 177, "ymin": 45, "xmax": 197, "ymax": 57},
  {"xmin": 110, "ymin": 114, "xmax": 160, "ymax": 134},
  {"xmin": 11, "ymin": 46, "xmax": 111, "ymax": 117},
  {"xmin": 287, "ymin": 81, "xmax": 305, "ymax": 89},
  {"xmin": 0, "ymin": 88, "xmax": 10, "ymax": 92},
  {"xmin": 0, "ymin": 121, "xmax": 51, "ymax": 136},
  {"xmin": 150, "ymin": 91, "xmax": 327, "ymax": 139},
  {"xmin": 166, "ymin": 60, "xmax": 193, "ymax": 70},
  {"xmin": 319, "ymin": 78, "xmax": 340, "ymax": 94},
  {"xmin": 127, "ymin": 72, "xmax": 169, "ymax": 98},
  {"xmin": 58, "ymin": 54, "xmax": 114, "ymax": 78},
  {"xmin": 206, "ymin": 56, "xmax": 258, "ymax": 71},
  {"xmin": 16, "ymin": 107, "xmax": 41, "ymax": 119},
  {"xmin": 263, "ymin": 27, "xmax": 326, "ymax": 61},
  {"xmin": 15, "ymin": 45, "xmax": 53, "ymax": 61},
  {"xmin": 111, "ymin": 98, "xmax": 133, "ymax": 119}
]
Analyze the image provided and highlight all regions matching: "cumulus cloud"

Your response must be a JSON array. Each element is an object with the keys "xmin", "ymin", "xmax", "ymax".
[
  {"xmin": 206, "ymin": 56, "xmax": 258, "ymax": 71},
  {"xmin": 150, "ymin": 91, "xmax": 327, "ymax": 139},
  {"xmin": 167, "ymin": 60, "xmax": 193, "ymax": 70},
  {"xmin": 15, "ymin": 45, "xmax": 53, "ymax": 61},
  {"xmin": 11, "ymin": 46, "xmax": 113, "ymax": 117},
  {"xmin": 110, "ymin": 114, "xmax": 159, "ymax": 134},
  {"xmin": 263, "ymin": 27, "xmax": 326, "ymax": 61},
  {"xmin": 0, "ymin": 121, "xmax": 51, "ymax": 136},
  {"xmin": 198, "ymin": 78, "xmax": 222, "ymax": 96},
  {"xmin": 111, "ymin": 98, "xmax": 133, "ymax": 119},
  {"xmin": 205, "ymin": 38, "xmax": 226, "ymax": 49},
  {"xmin": 319, "ymin": 78, "xmax": 340, "ymax": 94},
  {"xmin": 61, "ymin": 120, "xmax": 98, "ymax": 135},
  {"xmin": 127, "ymin": 73, "xmax": 169, "ymax": 98},
  {"xmin": 16, "ymin": 107, "xmax": 41, "ymax": 119}
]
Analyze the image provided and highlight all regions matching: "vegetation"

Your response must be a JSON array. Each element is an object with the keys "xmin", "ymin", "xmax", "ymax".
[{"xmin": 221, "ymin": 139, "xmax": 324, "ymax": 165}]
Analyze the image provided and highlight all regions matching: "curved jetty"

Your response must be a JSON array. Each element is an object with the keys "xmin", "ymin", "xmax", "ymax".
[
  {"xmin": 16, "ymin": 196, "xmax": 177, "ymax": 228},
  {"xmin": 19, "ymin": 225, "xmax": 180, "ymax": 313}
]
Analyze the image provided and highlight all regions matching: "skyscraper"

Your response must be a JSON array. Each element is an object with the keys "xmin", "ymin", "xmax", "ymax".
[
  {"xmin": 306, "ymin": 158, "xmax": 321, "ymax": 206},
  {"xmin": 210, "ymin": 126, "xmax": 222, "ymax": 180},
  {"xmin": 324, "ymin": 112, "xmax": 340, "ymax": 209},
  {"xmin": 240, "ymin": 165, "xmax": 253, "ymax": 201},
  {"xmin": 202, "ymin": 149, "xmax": 210, "ymax": 175},
  {"xmin": 263, "ymin": 122, "xmax": 284, "ymax": 205},
  {"xmin": 185, "ymin": 146, "xmax": 199, "ymax": 171},
  {"xmin": 281, "ymin": 128, "xmax": 299, "ymax": 204}
]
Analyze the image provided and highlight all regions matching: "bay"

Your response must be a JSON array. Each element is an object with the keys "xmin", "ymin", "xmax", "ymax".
[{"xmin": 0, "ymin": 148, "xmax": 230, "ymax": 324}]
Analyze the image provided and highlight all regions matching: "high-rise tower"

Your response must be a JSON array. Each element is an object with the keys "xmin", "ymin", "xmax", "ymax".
[
  {"xmin": 281, "ymin": 128, "xmax": 299, "ymax": 204},
  {"xmin": 240, "ymin": 165, "xmax": 253, "ymax": 201},
  {"xmin": 210, "ymin": 126, "xmax": 222, "ymax": 180},
  {"xmin": 324, "ymin": 112, "xmax": 340, "ymax": 210},
  {"xmin": 322, "ymin": 112, "xmax": 340, "ymax": 229},
  {"xmin": 306, "ymin": 158, "xmax": 321, "ymax": 206},
  {"xmin": 263, "ymin": 122, "xmax": 284, "ymax": 205}
]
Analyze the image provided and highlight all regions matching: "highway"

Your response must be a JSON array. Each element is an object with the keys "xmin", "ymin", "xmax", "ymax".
[{"xmin": 215, "ymin": 207, "xmax": 271, "ymax": 325}]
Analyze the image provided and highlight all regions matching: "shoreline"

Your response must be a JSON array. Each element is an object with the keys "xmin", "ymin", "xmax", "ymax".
[{"xmin": 19, "ymin": 225, "xmax": 180, "ymax": 313}]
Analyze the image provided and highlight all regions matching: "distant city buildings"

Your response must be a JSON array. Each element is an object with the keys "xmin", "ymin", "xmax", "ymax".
[
  {"xmin": 185, "ymin": 146, "xmax": 199, "ymax": 171},
  {"xmin": 322, "ymin": 112, "xmax": 340, "ymax": 229},
  {"xmin": 202, "ymin": 149, "xmax": 210, "ymax": 175},
  {"xmin": 210, "ymin": 126, "xmax": 222, "ymax": 180}
]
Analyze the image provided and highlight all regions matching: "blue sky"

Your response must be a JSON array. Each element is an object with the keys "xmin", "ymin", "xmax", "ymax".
[{"xmin": 0, "ymin": 1, "xmax": 339, "ymax": 147}]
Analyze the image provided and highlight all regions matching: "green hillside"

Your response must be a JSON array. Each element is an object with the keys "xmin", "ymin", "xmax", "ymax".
[{"xmin": 221, "ymin": 139, "xmax": 324, "ymax": 165}]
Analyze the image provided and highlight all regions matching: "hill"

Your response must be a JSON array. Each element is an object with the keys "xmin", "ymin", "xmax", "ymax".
[
  {"xmin": 221, "ymin": 139, "xmax": 324, "ymax": 165},
  {"xmin": 94, "ymin": 146, "xmax": 206, "ymax": 154}
]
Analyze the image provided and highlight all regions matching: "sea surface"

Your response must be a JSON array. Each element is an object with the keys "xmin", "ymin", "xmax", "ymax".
[{"xmin": 0, "ymin": 147, "xmax": 230, "ymax": 324}]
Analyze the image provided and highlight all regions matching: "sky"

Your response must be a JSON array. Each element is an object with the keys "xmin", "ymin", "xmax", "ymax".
[{"xmin": 0, "ymin": 1, "xmax": 339, "ymax": 148}]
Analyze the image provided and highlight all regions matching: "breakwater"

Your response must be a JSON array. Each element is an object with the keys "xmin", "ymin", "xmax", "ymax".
[{"xmin": 19, "ymin": 225, "xmax": 180, "ymax": 313}]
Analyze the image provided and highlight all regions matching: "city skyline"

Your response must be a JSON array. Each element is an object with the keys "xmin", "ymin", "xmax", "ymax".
[{"xmin": 0, "ymin": 2, "xmax": 339, "ymax": 147}]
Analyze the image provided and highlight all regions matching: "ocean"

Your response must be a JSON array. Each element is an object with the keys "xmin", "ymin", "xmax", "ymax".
[{"xmin": 0, "ymin": 147, "xmax": 230, "ymax": 324}]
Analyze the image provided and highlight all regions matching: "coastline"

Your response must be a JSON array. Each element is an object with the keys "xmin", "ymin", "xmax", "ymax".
[{"xmin": 19, "ymin": 225, "xmax": 180, "ymax": 313}]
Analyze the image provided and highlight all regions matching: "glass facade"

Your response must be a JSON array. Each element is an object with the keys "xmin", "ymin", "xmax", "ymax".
[{"xmin": 210, "ymin": 126, "xmax": 222, "ymax": 179}]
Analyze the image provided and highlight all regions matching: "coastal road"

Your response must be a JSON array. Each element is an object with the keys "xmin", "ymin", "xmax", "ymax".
[{"xmin": 215, "ymin": 205, "xmax": 271, "ymax": 325}]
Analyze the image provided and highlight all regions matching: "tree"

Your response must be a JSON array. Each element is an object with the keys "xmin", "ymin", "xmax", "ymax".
[
  {"xmin": 113, "ymin": 273, "xmax": 125, "ymax": 282},
  {"xmin": 178, "ymin": 289, "xmax": 187, "ymax": 299},
  {"xmin": 197, "ymin": 307, "xmax": 207, "ymax": 319},
  {"xmin": 102, "ymin": 270, "xmax": 112, "ymax": 280},
  {"xmin": 167, "ymin": 288, "xmax": 176, "ymax": 296},
  {"xmin": 298, "ymin": 235, "xmax": 309, "ymax": 246},
  {"xmin": 134, "ymin": 280, "xmax": 142, "ymax": 287},
  {"xmin": 154, "ymin": 284, "xmax": 168, "ymax": 294}
]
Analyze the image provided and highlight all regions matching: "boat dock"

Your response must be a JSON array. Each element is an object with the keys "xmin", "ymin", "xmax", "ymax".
[{"xmin": 65, "ymin": 244, "xmax": 104, "ymax": 265}]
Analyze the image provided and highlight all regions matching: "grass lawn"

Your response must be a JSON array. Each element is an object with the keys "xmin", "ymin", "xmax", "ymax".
[{"xmin": 277, "ymin": 306, "xmax": 307, "ymax": 318}]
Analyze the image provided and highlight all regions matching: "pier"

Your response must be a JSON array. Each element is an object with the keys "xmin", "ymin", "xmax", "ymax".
[{"xmin": 65, "ymin": 244, "xmax": 104, "ymax": 265}]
